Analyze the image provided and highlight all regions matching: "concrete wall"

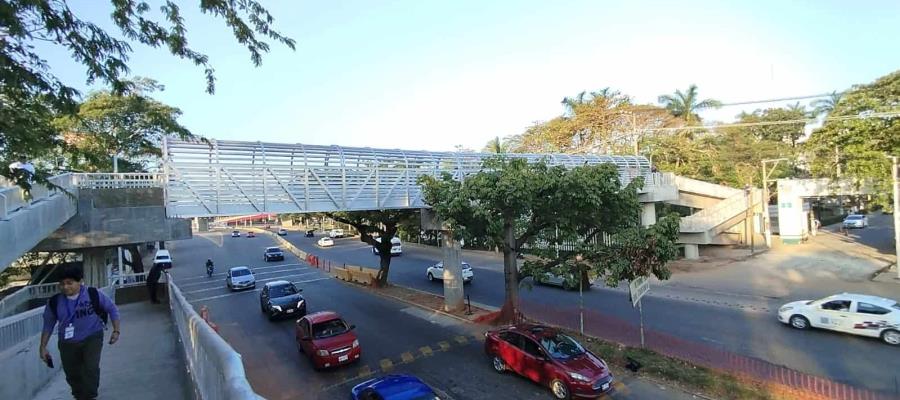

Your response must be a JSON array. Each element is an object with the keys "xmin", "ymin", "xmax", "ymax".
[
  {"xmin": 34, "ymin": 188, "xmax": 191, "ymax": 252},
  {"xmin": 0, "ymin": 309, "xmax": 62, "ymax": 400},
  {"xmin": 0, "ymin": 193, "xmax": 78, "ymax": 272}
]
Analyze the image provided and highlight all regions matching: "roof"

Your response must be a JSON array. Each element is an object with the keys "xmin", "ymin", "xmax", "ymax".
[
  {"xmin": 155, "ymin": 250, "xmax": 170, "ymax": 256},
  {"xmin": 228, "ymin": 266, "xmax": 250, "ymax": 271},
  {"xmin": 264, "ymin": 280, "xmax": 293, "ymax": 287},
  {"xmin": 353, "ymin": 374, "xmax": 433, "ymax": 398},
  {"xmin": 506, "ymin": 324, "xmax": 560, "ymax": 340},
  {"xmin": 304, "ymin": 311, "xmax": 342, "ymax": 324},
  {"xmin": 831, "ymin": 293, "xmax": 897, "ymax": 306},
  {"xmin": 265, "ymin": 246, "xmax": 282, "ymax": 250}
]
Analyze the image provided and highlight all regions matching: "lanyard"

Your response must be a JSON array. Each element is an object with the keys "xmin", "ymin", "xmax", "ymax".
[{"xmin": 63, "ymin": 288, "xmax": 83, "ymax": 327}]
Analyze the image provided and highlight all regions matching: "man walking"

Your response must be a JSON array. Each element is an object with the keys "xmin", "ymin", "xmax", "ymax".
[
  {"xmin": 146, "ymin": 263, "xmax": 163, "ymax": 304},
  {"xmin": 40, "ymin": 266, "xmax": 120, "ymax": 400}
]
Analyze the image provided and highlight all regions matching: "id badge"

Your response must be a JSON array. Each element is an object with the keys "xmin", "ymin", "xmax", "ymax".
[{"xmin": 64, "ymin": 324, "xmax": 74, "ymax": 340}]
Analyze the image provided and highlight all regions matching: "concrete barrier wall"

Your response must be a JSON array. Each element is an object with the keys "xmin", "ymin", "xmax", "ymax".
[{"xmin": 0, "ymin": 308, "xmax": 62, "ymax": 400}]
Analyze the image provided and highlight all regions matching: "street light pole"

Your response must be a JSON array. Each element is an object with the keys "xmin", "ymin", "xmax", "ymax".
[
  {"xmin": 761, "ymin": 158, "xmax": 789, "ymax": 248},
  {"xmin": 891, "ymin": 156, "xmax": 900, "ymax": 279},
  {"xmin": 576, "ymin": 254, "xmax": 584, "ymax": 337}
]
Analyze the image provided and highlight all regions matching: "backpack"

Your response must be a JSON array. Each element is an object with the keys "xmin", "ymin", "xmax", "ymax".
[{"xmin": 48, "ymin": 287, "xmax": 108, "ymax": 326}]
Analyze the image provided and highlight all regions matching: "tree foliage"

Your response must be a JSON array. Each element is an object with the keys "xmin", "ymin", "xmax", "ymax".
[
  {"xmin": 53, "ymin": 78, "xmax": 197, "ymax": 172},
  {"xmin": 419, "ymin": 156, "xmax": 646, "ymax": 321},
  {"xmin": 1, "ymin": 0, "xmax": 294, "ymax": 180},
  {"xmin": 326, "ymin": 210, "xmax": 419, "ymax": 287},
  {"xmin": 658, "ymin": 84, "xmax": 722, "ymax": 124}
]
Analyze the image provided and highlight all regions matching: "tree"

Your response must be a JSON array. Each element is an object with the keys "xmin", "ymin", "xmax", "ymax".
[
  {"xmin": 1, "ymin": 0, "xmax": 294, "ymax": 181},
  {"xmin": 658, "ymin": 84, "xmax": 722, "ymax": 124},
  {"xmin": 806, "ymin": 70, "xmax": 900, "ymax": 209},
  {"xmin": 53, "ymin": 78, "xmax": 197, "ymax": 172},
  {"xmin": 326, "ymin": 210, "xmax": 419, "ymax": 287},
  {"xmin": 811, "ymin": 91, "xmax": 844, "ymax": 117},
  {"xmin": 419, "ymin": 156, "xmax": 643, "ymax": 321},
  {"xmin": 483, "ymin": 137, "xmax": 507, "ymax": 154}
]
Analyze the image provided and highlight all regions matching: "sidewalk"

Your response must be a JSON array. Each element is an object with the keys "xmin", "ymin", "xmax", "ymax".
[{"xmin": 33, "ymin": 301, "xmax": 190, "ymax": 400}]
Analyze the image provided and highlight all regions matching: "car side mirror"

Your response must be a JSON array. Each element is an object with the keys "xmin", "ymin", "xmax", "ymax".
[{"xmin": 349, "ymin": 324, "xmax": 356, "ymax": 330}]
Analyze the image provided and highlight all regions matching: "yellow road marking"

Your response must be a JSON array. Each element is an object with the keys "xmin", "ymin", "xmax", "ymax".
[
  {"xmin": 379, "ymin": 358, "xmax": 394, "ymax": 372},
  {"xmin": 400, "ymin": 352, "xmax": 415, "ymax": 363},
  {"xmin": 437, "ymin": 341, "xmax": 450, "ymax": 351},
  {"xmin": 454, "ymin": 335, "xmax": 469, "ymax": 345},
  {"xmin": 419, "ymin": 346, "xmax": 433, "ymax": 357},
  {"xmin": 358, "ymin": 365, "xmax": 373, "ymax": 378}
]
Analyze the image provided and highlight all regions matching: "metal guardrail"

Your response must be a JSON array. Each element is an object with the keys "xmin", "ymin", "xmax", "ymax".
[
  {"xmin": 109, "ymin": 271, "xmax": 150, "ymax": 288},
  {"xmin": 680, "ymin": 189, "xmax": 762, "ymax": 233},
  {"xmin": 168, "ymin": 279, "xmax": 261, "ymax": 400}
]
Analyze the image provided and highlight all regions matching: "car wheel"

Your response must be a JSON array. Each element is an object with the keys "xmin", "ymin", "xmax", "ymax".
[
  {"xmin": 427, "ymin": 272, "xmax": 435, "ymax": 281},
  {"xmin": 882, "ymin": 329, "xmax": 900, "ymax": 346},
  {"xmin": 550, "ymin": 379, "xmax": 570, "ymax": 400},
  {"xmin": 789, "ymin": 315, "xmax": 810, "ymax": 330},
  {"xmin": 491, "ymin": 356, "xmax": 506, "ymax": 373}
]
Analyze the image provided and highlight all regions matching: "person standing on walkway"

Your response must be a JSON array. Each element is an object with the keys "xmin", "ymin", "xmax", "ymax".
[
  {"xmin": 147, "ymin": 263, "xmax": 163, "ymax": 304},
  {"xmin": 39, "ymin": 266, "xmax": 121, "ymax": 400}
]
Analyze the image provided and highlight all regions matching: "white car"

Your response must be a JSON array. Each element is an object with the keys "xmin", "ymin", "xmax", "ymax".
[
  {"xmin": 277, "ymin": 228, "xmax": 288, "ymax": 236},
  {"xmin": 231, "ymin": 230, "xmax": 241, "ymax": 237},
  {"xmin": 373, "ymin": 237, "xmax": 402, "ymax": 256},
  {"xmin": 778, "ymin": 293, "xmax": 900, "ymax": 345},
  {"xmin": 842, "ymin": 214, "xmax": 868, "ymax": 229},
  {"xmin": 153, "ymin": 249, "xmax": 173, "ymax": 269},
  {"xmin": 426, "ymin": 261, "xmax": 474, "ymax": 283},
  {"xmin": 329, "ymin": 229, "xmax": 345, "ymax": 238},
  {"xmin": 226, "ymin": 266, "xmax": 256, "ymax": 291},
  {"xmin": 317, "ymin": 237, "xmax": 334, "ymax": 247}
]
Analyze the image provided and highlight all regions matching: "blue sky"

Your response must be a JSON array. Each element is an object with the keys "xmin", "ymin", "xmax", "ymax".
[{"xmin": 42, "ymin": 0, "xmax": 900, "ymax": 152}]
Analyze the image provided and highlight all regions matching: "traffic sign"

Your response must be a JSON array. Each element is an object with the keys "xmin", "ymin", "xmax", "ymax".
[{"xmin": 629, "ymin": 276, "xmax": 650, "ymax": 307}]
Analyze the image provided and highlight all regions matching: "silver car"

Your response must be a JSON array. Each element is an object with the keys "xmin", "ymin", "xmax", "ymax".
[
  {"xmin": 842, "ymin": 214, "xmax": 868, "ymax": 229},
  {"xmin": 226, "ymin": 266, "xmax": 256, "ymax": 291}
]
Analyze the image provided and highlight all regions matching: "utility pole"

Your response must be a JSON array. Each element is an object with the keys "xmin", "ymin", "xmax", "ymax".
[
  {"xmin": 761, "ymin": 158, "xmax": 788, "ymax": 248},
  {"xmin": 892, "ymin": 156, "xmax": 899, "ymax": 279}
]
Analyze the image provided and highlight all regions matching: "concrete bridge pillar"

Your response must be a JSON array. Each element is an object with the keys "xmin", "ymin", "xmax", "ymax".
[
  {"xmin": 684, "ymin": 244, "xmax": 700, "ymax": 260},
  {"xmin": 641, "ymin": 203, "xmax": 657, "ymax": 227},
  {"xmin": 82, "ymin": 248, "xmax": 109, "ymax": 287},
  {"xmin": 193, "ymin": 217, "xmax": 210, "ymax": 232},
  {"xmin": 441, "ymin": 231, "xmax": 465, "ymax": 313}
]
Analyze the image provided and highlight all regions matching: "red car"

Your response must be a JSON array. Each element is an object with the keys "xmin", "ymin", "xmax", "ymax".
[
  {"xmin": 247, "ymin": 231, "xmax": 256, "ymax": 238},
  {"xmin": 485, "ymin": 324, "xmax": 613, "ymax": 399},
  {"xmin": 296, "ymin": 311, "xmax": 360, "ymax": 370}
]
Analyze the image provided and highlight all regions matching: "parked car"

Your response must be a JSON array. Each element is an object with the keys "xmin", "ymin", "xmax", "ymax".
[
  {"xmin": 277, "ymin": 228, "xmax": 288, "ymax": 236},
  {"xmin": 296, "ymin": 311, "xmax": 360, "ymax": 370},
  {"xmin": 231, "ymin": 230, "xmax": 241, "ymax": 237},
  {"xmin": 330, "ymin": 229, "xmax": 346, "ymax": 238},
  {"xmin": 317, "ymin": 237, "xmax": 335, "ymax": 247},
  {"xmin": 264, "ymin": 246, "xmax": 285, "ymax": 262},
  {"xmin": 305, "ymin": 229, "xmax": 315, "ymax": 237},
  {"xmin": 842, "ymin": 214, "xmax": 868, "ymax": 229},
  {"xmin": 226, "ymin": 266, "xmax": 256, "ymax": 291},
  {"xmin": 485, "ymin": 324, "xmax": 613, "ymax": 399},
  {"xmin": 426, "ymin": 261, "xmax": 474, "ymax": 284},
  {"xmin": 778, "ymin": 293, "xmax": 900, "ymax": 345},
  {"xmin": 247, "ymin": 231, "xmax": 256, "ymax": 238},
  {"xmin": 260, "ymin": 280, "xmax": 305, "ymax": 320},
  {"xmin": 351, "ymin": 375, "xmax": 438, "ymax": 400},
  {"xmin": 534, "ymin": 272, "xmax": 589, "ymax": 291},
  {"xmin": 373, "ymin": 237, "xmax": 402, "ymax": 256},
  {"xmin": 153, "ymin": 249, "xmax": 173, "ymax": 270}
]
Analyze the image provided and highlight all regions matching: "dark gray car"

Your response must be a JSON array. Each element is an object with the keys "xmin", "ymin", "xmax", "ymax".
[{"xmin": 260, "ymin": 280, "xmax": 306, "ymax": 321}]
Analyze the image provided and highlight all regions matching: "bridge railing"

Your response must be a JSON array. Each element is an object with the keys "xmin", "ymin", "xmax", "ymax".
[
  {"xmin": 0, "ymin": 173, "xmax": 75, "ymax": 220},
  {"xmin": 680, "ymin": 189, "xmax": 762, "ymax": 233},
  {"xmin": 73, "ymin": 173, "xmax": 165, "ymax": 189},
  {"xmin": 168, "ymin": 278, "xmax": 260, "ymax": 400},
  {"xmin": 0, "ymin": 282, "xmax": 58, "ymax": 319}
]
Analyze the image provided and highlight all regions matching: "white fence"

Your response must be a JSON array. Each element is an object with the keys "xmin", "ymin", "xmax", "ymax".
[
  {"xmin": 73, "ymin": 173, "xmax": 165, "ymax": 189},
  {"xmin": 168, "ymin": 279, "xmax": 261, "ymax": 400}
]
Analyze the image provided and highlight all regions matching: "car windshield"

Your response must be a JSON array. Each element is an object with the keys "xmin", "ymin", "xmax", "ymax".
[
  {"xmin": 269, "ymin": 284, "xmax": 297, "ymax": 297},
  {"xmin": 231, "ymin": 269, "xmax": 250, "ymax": 277},
  {"xmin": 846, "ymin": 215, "xmax": 863, "ymax": 220},
  {"xmin": 538, "ymin": 333, "xmax": 585, "ymax": 359},
  {"xmin": 266, "ymin": 248, "xmax": 281, "ymax": 253},
  {"xmin": 462, "ymin": 263, "xmax": 472, "ymax": 270},
  {"xmin": 312, "ymin": 318, "xmax": 349, "ymax": 339},
  {"xmin": 892, "ymin": 302, "xmax": 900, "ymax": 311},
  {"xmin": 155, "ymin": 256, "xmax": 169, "ymax": 261}
]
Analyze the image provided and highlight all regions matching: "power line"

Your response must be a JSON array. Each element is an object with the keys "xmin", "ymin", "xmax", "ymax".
[
  {"xmin": 643, "ymin": 111, "xmax": 900, "ymax": 132},
  {"xmin": 717, "ymin": 93, "xmax": 839, "ymax": 107}
]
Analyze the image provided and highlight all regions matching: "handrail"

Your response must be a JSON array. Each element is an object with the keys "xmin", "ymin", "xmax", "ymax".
[
  {"xmin": 0, "ymin": 283, "xmax": 60, "ymax": 319},
  {"xmin": 680, "ymin": 189, "xmax": 761, "ymax": 233}
]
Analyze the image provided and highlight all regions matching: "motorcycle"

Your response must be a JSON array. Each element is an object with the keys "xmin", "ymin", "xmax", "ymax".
[{"xmin": 206, "ymin": 264, "xmax": 214, "ymax": 278}]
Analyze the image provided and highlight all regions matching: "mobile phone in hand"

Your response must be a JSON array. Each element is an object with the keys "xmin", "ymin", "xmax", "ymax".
[{"xmin": 44, "ymin": 355, "xmax": 54, "ymax": 368}]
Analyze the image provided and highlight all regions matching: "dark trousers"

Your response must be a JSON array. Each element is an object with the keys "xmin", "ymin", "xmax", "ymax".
[
  {"xmin": 59, "ymin": 331, "xmax": 103, "ymax": 400},
  {"xmin": 147, "ymin": 280, "xmax": 159, "ymax": 302}
]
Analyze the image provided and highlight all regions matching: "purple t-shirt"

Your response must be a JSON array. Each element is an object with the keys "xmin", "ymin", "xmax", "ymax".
[{"xmin": 42, "ymin": 286, "xmax": 120, "ymax": 343}]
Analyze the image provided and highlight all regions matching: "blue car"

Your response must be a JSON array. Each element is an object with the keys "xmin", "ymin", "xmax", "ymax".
[{"xmin": 351, "ymin": 375, "xmax": 438, "ymax": 400}]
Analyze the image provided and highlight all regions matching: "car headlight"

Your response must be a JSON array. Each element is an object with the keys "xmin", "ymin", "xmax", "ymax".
[
  {"xmin": 779, "ymin": 306, "xmax": 793, "ymax": 313},
  {"xmin": 568, "ymin": 372, "xmax": 590, "ymax": 382},
  {"xmin": 316, "ymin": 349, "xmax": 330, "ymax": 356},
  {"xmin": 352, "ymin": 339, "xmax": 359, "ymax": 348},
  {"xmin": 272, "ymin": 305, "xmax": 282, "ymax": 312},
  {"xmin": 296, "ymin": 300, "xmax": 305, "ymax": 308}
]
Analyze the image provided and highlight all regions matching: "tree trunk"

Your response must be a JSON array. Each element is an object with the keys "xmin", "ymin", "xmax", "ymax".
[
  {"xmin": 497, "ymin": 220, "xmax": 519, "ymax": 323},
  {"xmin": 375, "ymin": 252, "xmax": 391, "ymax": 287},
  {"xmin": 125, "ymin": 244, "xmax": 144, "ymax": 273}
]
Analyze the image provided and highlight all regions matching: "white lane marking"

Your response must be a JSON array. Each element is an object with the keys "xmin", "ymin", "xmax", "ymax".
[
  {"xmin": 176, "ymin": 266, "xmax": 310, "ymax": 288},
  {"xmin": 174, "ymin": 263, "xmax": 305, "ymax": 283},
  {"xmin": 188, "ymin": 278, "xmax": 330, "ymax": 303},
  {"xmin": 181, "ymin": 272, "xmax": 320, "ymax": 295}
]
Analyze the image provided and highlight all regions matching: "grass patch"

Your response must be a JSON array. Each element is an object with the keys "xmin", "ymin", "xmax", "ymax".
[{"xmin": 574, "ymin": 334, "xmax": 774, "ymax": 400}]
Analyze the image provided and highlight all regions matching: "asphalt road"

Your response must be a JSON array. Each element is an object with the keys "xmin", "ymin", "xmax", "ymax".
[
  {"xmin": 281, "ymin": 231, "xmax": 900, "ymax": 395},
  {"xmin": 824, "ymin": 211, "xmax": 896, "ymax": 256},
  {"xmin": 165, "ymin": 232, "xmax": 691, "ymax": 400}
]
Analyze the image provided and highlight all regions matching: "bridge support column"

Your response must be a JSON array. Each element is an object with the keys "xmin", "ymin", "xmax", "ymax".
[
  {"xmin": 641, "ymin": 203, "xmax": 657, "ymax": 227},
  {"xmin": 684, "ymin": 244, "xmax": 700, "ymax": 260},
  {"xmin": 193, "ymin": 217, "xmax": 209, "ymax": 232},
  {"xmin": 440, "ymin": 231, "xmax": 465, "ymax": 313},
  {"xmin": 82, "ymin": 248, "xmax": 109, "ymax": 287}
]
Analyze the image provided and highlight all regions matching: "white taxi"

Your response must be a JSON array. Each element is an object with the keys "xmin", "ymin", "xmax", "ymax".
[
  {"xmin": 317, "ymin": 237, "xmax": 334, "ymax": 247},
  {"xmin": 777, "ymin": 293, "xmax": 900, "ymax": 345},
  {"xmin": 426, "ymin": 261, "xmax": 474, "ymax": 284}
]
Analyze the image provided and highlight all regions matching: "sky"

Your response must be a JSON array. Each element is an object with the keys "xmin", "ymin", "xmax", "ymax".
[{"xmin": 40, "ymin": 0, "xmax": 900, "ymax": 152}]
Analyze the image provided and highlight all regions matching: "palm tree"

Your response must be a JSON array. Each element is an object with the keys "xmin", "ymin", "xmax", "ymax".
[
  {"xmin": 657, "ymin": 84, "xmax": 722, "ymax": 124},
  {"xmin": 560, "ymin": 87, "xmax": 618, "ymax": 115},
  {"xmin": 484, "ymin": 136, "xmax": 507, "ymax": 154},
  {"xmin": 811, "ymin": 91, "xmax": 843, "ymax": 117}
]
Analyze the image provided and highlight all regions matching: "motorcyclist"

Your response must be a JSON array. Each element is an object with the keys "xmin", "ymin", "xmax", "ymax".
[{"xmin": 206, "ymin": 259, "xmax": 214, "ymax": 277}]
